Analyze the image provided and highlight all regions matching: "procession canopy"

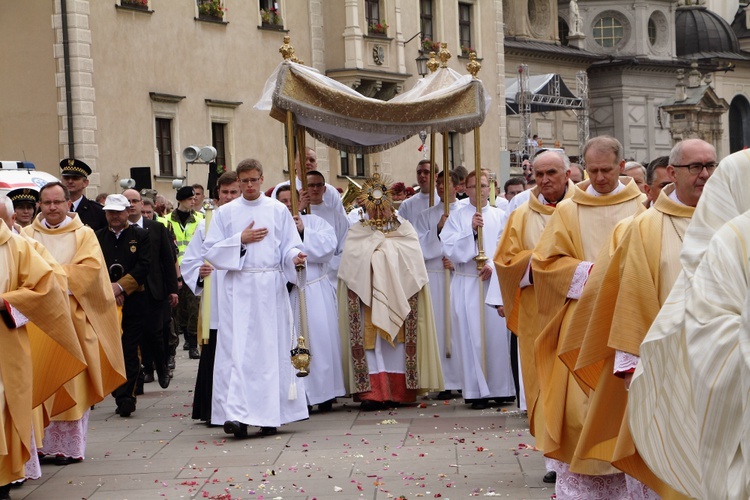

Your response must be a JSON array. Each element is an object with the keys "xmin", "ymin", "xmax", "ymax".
[{"xmin": 255, "ymin": 61, "xmax": 491, "ymax": 153}]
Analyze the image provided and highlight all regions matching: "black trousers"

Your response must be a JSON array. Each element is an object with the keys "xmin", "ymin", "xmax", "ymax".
[
  {"xmin": 176, "ymin": 285, "xmax": 200, "ymax": 348},
  {"xmin": 138, "ymin": 298, "xmax": 168, "ymax": 378},
  {"xmin": 113, "ymin": 292, "xmax": 149, "ymax": 406}
]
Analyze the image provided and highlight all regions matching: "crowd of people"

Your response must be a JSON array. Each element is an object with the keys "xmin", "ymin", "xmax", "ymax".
[{"xmin": 0, "ymin": 135, "xmax": 748, "ymax": 499}]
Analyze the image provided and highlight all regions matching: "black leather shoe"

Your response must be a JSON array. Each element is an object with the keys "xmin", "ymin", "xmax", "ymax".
[
  {"xmin": 54, "ymin": 455, "xmax": 82, "ymax": 466},
  {"xmin": 157, "ymin": 372, "xmax": 170, "ymax": 389},
  {"xmin": 189, "ymin": 348, "xmax": 201, "ymax": 359},
  {"xmin": 318, "ymin": 400, "xmax": 334, "ymax": 412},
  {"xmin": 0, "ymin": 483, "xmax": 11, "ymax": 500},
  {"xmin": 435, "ymin": 390, "xmax": 452, "ymax": 400},
  {"xmin": 183, "ymin": 342, "xmax": 190, "ymax": 351},
  {"xmin": 259, "ymin": 426, "xmax": 277, "ymax": 436},
  {"xmin": 143, "ymin": 372, "xmax": 155, "ymax": 383},
  {"xmin": 223, "ymin": 420, "xmax": 248, "ymax": 438},
  {"xmin": 360, "ymin": 400, "xmax": 385, "ymax": 411},
  {"xmin": 470, "ymin": 399, "xmax": 489, "ymax": 410},
  {"xmin": 167, "ymin": 355, "xmax": 176, "ymax": 370},
  {"xmin": 543, "ymin": 471, "xmax": 557, "ymax": 483},
  {"xmin": 117, "ymin": 398, "xmax": 136, "ymax": 418}
]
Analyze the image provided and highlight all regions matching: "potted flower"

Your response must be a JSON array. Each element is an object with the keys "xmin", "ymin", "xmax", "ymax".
[
  {"xmin": 461, "ymin": 44, "xmax": 476, "ymax": 56},
  {"xmin": 421, "ymin": 37, "xmax": 441, "ymax": 53},
  {"xmin": 121, "ymin": 0, "xmax": 148, "ymax": 9},
  {"xmin": 198, "ymin": 0, "xmax": 225, "ymax": 20},
  {"xmin": 368, "ymin": 21, "xmax": 389, "ymax": 36},
  {"xmin": 260, "ymin": 6, "xmax": 283, "ymax": 26}
]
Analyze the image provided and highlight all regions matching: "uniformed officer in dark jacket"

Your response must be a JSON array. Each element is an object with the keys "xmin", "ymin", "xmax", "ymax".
[
  {"xmin": 96, "ymin": 194, "xmax": 151, "ymax": 417},
  {"xmin": 60, "ymin": 158, "xmax": 108, "ymax": 231}
]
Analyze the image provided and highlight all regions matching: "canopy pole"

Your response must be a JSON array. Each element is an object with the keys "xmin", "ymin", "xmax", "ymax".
[
  {"xmin": 467, "ymin": 52, "xmax": 488, "ymax": 376},
  {"xmin": 286, "ymin": 110, "xmax": 299, "ymax": 216},
  {"xmin": 442, "ymin": 131, "xmax": 452, "ymax": 358},
  {"xmin": 429, "ymin": 133, "xmax": 437, "ymax": 207},
  {"xmin": 296, "ymin": 126, "xmax": 309, "ymax": 213}
]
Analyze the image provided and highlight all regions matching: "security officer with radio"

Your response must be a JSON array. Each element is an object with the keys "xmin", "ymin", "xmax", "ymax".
[{"xmin": 96, "ymin": 194, "xmax": 151, "ymax": 417}]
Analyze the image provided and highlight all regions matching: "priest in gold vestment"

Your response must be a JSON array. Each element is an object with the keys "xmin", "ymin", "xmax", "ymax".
[
  {"xmin": 338, "ymin": 175, "xmax": 443, "ymax": 410},
  {"xmin": 630, "ymin": 149, "xmax": 750, "ymax": 499},
  {"xmin": 0, "ymin": 201, "xmax": 86, "ymax": 497},
  {"xmin": 530, "ymin": 136, "xmax": 645, "ymax": 499},
  {"xmin": 494, "ymin": 151, "xmax": 575, "ymax": 453},
  {"xmin": 23, "ymin": 183, "xmax": 125, "ymax": 465},
  {"xmin": 561, "ymin": 138, "xmax": 715, "ymax": 500}
]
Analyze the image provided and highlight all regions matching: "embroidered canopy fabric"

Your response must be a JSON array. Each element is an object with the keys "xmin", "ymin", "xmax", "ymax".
[{"xmin": 255, "ymin": 62, "xmax": 491, "ymax": 153}]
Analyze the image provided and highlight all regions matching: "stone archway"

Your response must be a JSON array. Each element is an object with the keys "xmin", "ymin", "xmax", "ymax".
[{"xmin": 729, "ymin": 94, "xmax": 750, "ymax": 153}]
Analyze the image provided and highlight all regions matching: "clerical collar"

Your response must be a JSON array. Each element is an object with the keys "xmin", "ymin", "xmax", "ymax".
[
  {"xmin": 538, "ymin": 186, "xmax": 568, "ymax": 206},
  {"xmin": 43, "ymin": 215, "xmax": 72, "ymax": 230},
  {"xmin": 586, "ymin": 181, "xmax": 625, "ymax": 197},
  {"xmin": 668, "ymin": 189, "xmax": 687, "ymax": 206}
]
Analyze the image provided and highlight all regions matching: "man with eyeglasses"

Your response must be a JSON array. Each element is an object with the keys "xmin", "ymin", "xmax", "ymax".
[
  {"xmin": 122, "ymin": 189, "xmax": 178, "ymax": 392},
  {"xmin": 441, "ymin": 170, "xmax": 515, "ymax": 411},
  {"xmin": 24, "ymin": 182, "xmax": 126, "ymax": 461},
  {"xmin": 531, "ymin": 136, "xmax": 646, "ymax": 498},
  {"xmin": 304, "ymin": 170, "xmax": 349, "ymax": 287},
  {"xmin": 563, "ymin": 138, "xmax": 715, "ymax": 499},
  {"xmin": 271, "ymin": 147, "xmax": 344, "ymax": 217},
  {"xmin": 202, "ymin": 159, "xmax": 308, "ymax": 438}
]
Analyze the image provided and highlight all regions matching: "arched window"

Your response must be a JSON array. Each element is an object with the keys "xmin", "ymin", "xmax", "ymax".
[{"xmin": 729, "ymin": 95, "xmax": 750, "ymax": 153}]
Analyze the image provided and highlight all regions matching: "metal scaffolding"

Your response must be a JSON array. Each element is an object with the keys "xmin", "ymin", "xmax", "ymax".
[
  {"xmin": 517, "ymin": 64, "xmax": 533, "ymax": 159},
  {"xmin": 575, "ymin": 70, "xmax": 590, "ymax": 164}
]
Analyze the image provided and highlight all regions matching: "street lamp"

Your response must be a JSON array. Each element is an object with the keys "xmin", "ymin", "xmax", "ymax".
[{"xmin": 415, "ymin": 53, "xmax": 429, "ymax": 77}]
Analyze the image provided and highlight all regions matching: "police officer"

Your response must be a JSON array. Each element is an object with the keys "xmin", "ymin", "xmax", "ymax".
[
  {"xmin": 60, "ymin": 158, "xmax": 108, "ymax": 231},
  {"xmin": 7, "ymin": 188, "xmax": 39, "ymax": 228},
  {"xmin": 96, "ymin": 194, "xmax": 151, "ymax": 417},
  {"xmin": 166, "ymin": 186, "xmax": 203, "ymax": 360}
]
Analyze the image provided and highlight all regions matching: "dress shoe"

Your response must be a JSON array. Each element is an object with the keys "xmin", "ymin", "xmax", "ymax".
[
  {"xmin": 318, "ymin": 400, "xmax": 334, "ymax": 412},
  {"xmin": 189, "ymin": 348, "xmax": 201, "ymax": 359},
  {"xmin": 470, "ymin": 399, "xmax": 489, "ymax": 410},
  {"xmin": 223, "ymin": 420, "xmax": 248, "ymax": 438},
  {"xmin": 183, "ymin": 341, "xmax": 191, "ymax": 351},
  {"xmin": 135, "ymin": 382, "xmax": 144, "ymax": 396},
  {"xmin": 157, "ymin": 372, "xmax": 170, "ymax": 389},
  {"xmin": 54, "ymin": 455, "xmax": 82, "ymax": 466},
  {"xmin": 543, "ymin": 471, "xmax": 557, "ymax": 483},
  {"xmin": 360, "ymin": 400, "xmax": 385, "ymax": 411},
  {"xmin": 435, "ymin": 390, "xmax": 452, "ymax": 400},
  {"xmin": 155, "ymin": 362, "xmax": 170, "ymax": 389},
  {"xmin": 259, "ymin": 426, "xmax": 277, "ymax": 436},
  {"xmin": 0, "ymin": 483, "xmax": 11, "ymax": 500},
  {"xmin": 117, "ymin": 398, "xmax": 136, "ymax": 418},
  {"xmin": 167, "ymin": 355, "xmax": 176, "ymax": 370},
  {"xmin": 494, "ymin": 396, "xmax": 516, "ymax": 404},
  {"xmin": 143, "ymin": 372, "xmax": 155, "ymax": 383}
]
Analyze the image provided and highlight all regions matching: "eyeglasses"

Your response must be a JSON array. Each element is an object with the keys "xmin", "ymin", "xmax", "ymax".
[
  {"xmin": 127, "ymin": 198, "xmax": 141, "ymax": 204},
  {"xmin": 40, "ymin": 200, "xmax": 68, "ymax": 207},
  {"xmin": 672, "ymin": 162, "xmax": 717, "ymax": 175},
  {"xmin": 522, "ymin": 165, "xmax": 532, "ymax": 171},
  {"xmin": 239, "ymin": 177, "xmax": 262, "ymax": 185},
  {"xmin": 307, "ymin": 182, "xmax": 325, "ymax": 188}
]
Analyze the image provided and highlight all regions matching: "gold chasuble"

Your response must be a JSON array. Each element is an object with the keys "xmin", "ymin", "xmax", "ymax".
[
  {"xmin": 564, "ymin": 186, "xmax": 692, "ymax": 498},
  {"xmin": 24, "ymin": 215, "xmax": 126, "ymax": 419},
  {"xmin": 493, "ymin": 180, "xmax": 575, "ymax": 448},
  {"xmin": 338, "ymin": 221, "xmax": 443, "ymax": 398},
  {"xmin": 0, "ymin": 223, "xmax": 85, "ymax": 485},
  {"xmin": 530, "ymin": 178, "xmax": 644, "ymax": 475}
]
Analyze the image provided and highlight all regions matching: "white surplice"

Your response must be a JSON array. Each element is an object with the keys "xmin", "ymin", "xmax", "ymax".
[
  {"xmin": 289, "ymin": 214, "xmax": 346, "ymax": 406},
  {"xmin": 441, "ymin": 202, "xmax": 515, "ymax": 400},
  {"xmin": 397, "ymin": 190, "xmax": 437, "ymax": 224},
  {"xmin": 306, "ymin": 201, "xmax": 350, "ymax": 287},
  {"xmin": 414, "ymin": 201, "xmax": 463, "ymax": 390},
  {"xmin": 202, "ymin": 194, "xmax": 309, "ymax": 427}
]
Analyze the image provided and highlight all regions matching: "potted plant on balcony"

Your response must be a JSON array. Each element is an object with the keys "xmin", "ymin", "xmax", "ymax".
[
  {"xmin": 198, "ymin": 0, "xmax": 225, "ymax": 21},
  {"xmin": 260, "ymin": 6, "xmax": 283, "ymax": 27},
  {"xmin": 460, "ymin": 44, "xmax": 476, "ymax": 57},
  {"xmin": 368, "ymin": 21, "xmax": 389, "ymax": 36},
  {"xmin": 421, "ymin": 37, "xmax": 441, "ymax": 53},
  {"xmin": 121, "ymin": 0, "xmax": 148, "ymax": 10}
]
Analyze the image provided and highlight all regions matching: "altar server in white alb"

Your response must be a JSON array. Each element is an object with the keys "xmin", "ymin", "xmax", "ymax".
[
  {"xmin": 441, "ymin": 170, "xmax": 515, "ymax": 410},
  {"xmin": 414, "ymin": 169, "xmax": 463, "ymax": 400},
  {"xmin": 275, "ymin": 185, "xmax": 346, "ymax": 412},
  {"xmin": 202, "ymin": 158, "xmax": 308, "ymax": 438},
  {"xmin": 397, "ymin": 159, "xmax": 438, "ymax": 223}
]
